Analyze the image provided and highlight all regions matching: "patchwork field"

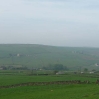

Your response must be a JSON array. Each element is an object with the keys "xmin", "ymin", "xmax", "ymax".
[{"xmin": 0, "ymin": 44, "xmax": 99, "ymax": 99}]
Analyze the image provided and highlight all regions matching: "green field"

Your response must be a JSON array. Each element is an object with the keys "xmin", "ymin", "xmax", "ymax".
[
  {"xmin": 0, "ymin": 74, "xmax": 98, "ymax": 86},
  {"xmin": 1, "ymin": 84, "xmax": 99, "ymax": 99},
  {"xmin": 0, "ymin": 72, "xmax": 99, "ymax": 99}
]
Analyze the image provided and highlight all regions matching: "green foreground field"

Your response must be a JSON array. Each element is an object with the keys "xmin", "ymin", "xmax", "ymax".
[
  {"xmin": 0, "ymin": 84, "xmax": 99, "ymax": 99},
  {"xmin": 0, "ymin": 73, "xmax": 98, "ymax": 86},
  {"xmin": 0, "ymin": 72, "xmax": 99, "ymax": 99}
]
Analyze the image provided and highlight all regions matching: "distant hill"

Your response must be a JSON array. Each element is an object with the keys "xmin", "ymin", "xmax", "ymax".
[{"xmin": 0, "ymin": 44, "xmax": 99, "ymax": 71}]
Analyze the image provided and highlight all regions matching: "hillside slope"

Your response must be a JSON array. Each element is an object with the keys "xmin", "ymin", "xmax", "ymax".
[{"xmin": 0, "ymin": 44, "xmax": 99, "ymax": 70}]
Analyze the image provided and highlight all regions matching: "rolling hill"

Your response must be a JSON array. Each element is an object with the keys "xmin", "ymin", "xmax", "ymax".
[{"xmin": 0, "ymin": 44, "xmax": 99, "ymax": 71}]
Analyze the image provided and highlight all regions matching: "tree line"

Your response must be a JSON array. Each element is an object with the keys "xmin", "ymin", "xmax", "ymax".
[{"xmin": 42, "ymin": 64, "xmax": 68, "ymax": 71}]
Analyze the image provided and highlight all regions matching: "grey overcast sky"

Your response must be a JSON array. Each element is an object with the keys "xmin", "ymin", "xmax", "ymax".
[{"xmin": 0, "ymin": 0, "xmax": 99, "ymax": 47}]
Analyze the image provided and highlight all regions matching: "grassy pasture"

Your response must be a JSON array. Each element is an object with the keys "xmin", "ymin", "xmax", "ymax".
[
  {"xmin": 0, "ymin": 73, "xmax": 98, "ymax": 86},
  {"xmin": 0, "ymin": 84, "xmax": 99, "ymax": 99},
  {"xmin": 0, "ymin": 71, "xmax": 99, "ymax": 99}
]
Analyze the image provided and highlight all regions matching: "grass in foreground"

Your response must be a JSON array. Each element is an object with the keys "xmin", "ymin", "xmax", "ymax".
[
  {"xmin": 0, "ymin": 74, "xmax": 98, "ymax": 86},
  {"xmin": 0, "ymin": 84, "xmax": 99, "ymax": 99}
]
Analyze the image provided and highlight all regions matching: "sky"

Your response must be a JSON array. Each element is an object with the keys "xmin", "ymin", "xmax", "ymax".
[{"xmin": 0, "ymin": 0, "xmax": 99, "ymax": 47}]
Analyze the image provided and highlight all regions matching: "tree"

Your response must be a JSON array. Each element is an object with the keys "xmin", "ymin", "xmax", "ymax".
[
  {"xmin": 84, "ymin": 68, "xmax": 88, "ymax": 72},
  {"xmin": 53, "ymin": 70, "xmax": 59, "ymax": 74},
  {"xmin": 42, "ymin": 64, "xmax": 68, "ymax": 71}
]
